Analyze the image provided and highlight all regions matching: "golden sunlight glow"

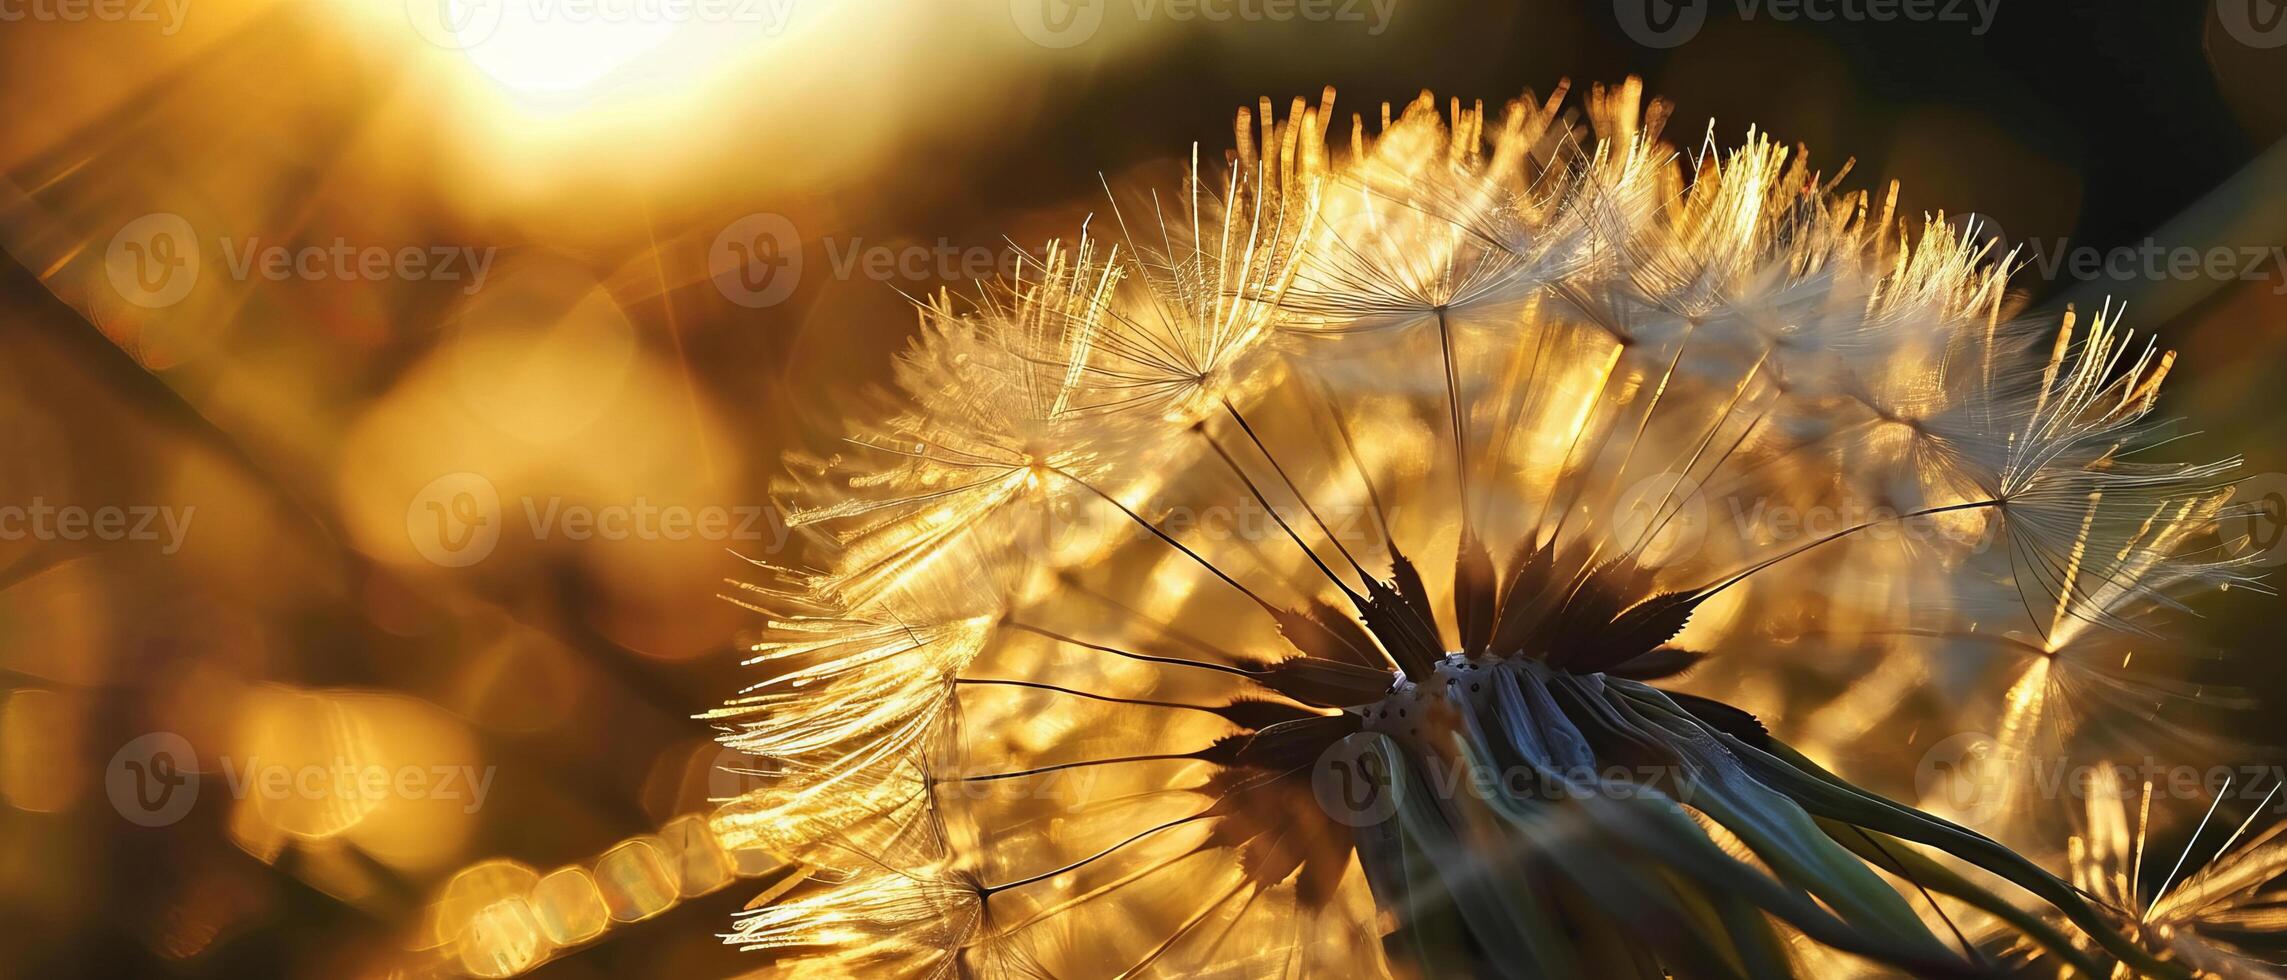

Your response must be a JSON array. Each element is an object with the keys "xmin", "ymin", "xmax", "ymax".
[
  {"xmin": 376, "ymin": 0, "xmax": 822, "ymax": 187},
  {"xmin": 455, "ymin": 5, "xmax": 678, "ymax": 98},
  {"xmin": 438, "ymin": 1, "xmax": 785, "ymax": 105}
]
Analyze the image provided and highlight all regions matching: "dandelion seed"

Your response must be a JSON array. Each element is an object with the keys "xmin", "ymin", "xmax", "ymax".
[{"xmin": 1990, "ymin": 766, "xmax": 2287, "ymax": 977}]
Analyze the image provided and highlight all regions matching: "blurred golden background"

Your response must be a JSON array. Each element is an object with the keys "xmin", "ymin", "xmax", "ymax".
[{"xmin": 3, "ymin": 1, "xmax": 2284, "ymax": 976}]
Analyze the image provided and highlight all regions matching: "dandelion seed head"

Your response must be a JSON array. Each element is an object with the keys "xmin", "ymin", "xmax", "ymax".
[{"xmin": 714, "ymin": 79, "xmax": 2258, "ymax": 977}]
